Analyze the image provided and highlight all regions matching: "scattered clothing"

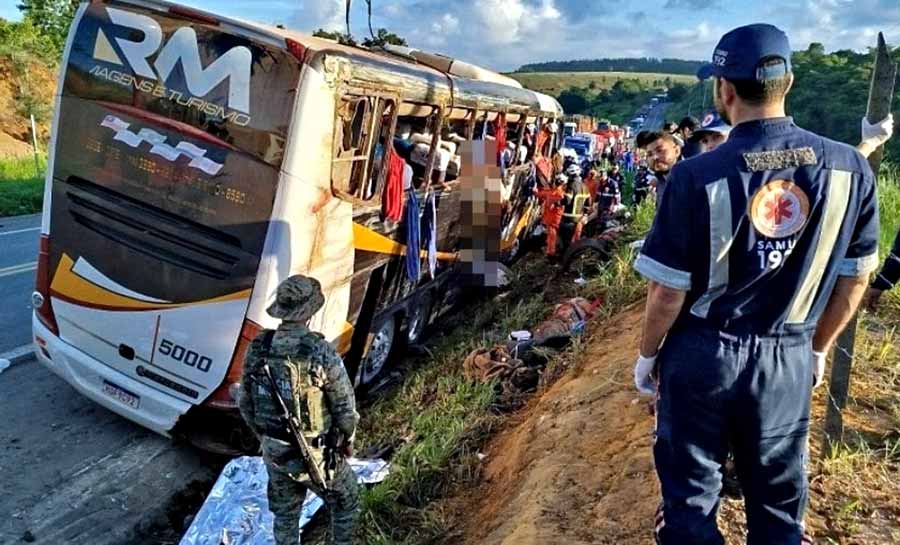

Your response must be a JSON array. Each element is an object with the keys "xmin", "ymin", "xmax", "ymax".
[
  {"xmin": 404, "ymin": 187, "xmax": 421, "ymax": 282},
  {"xmin": 382, "ymin": 148, "xmax": 406, "ymax": 222}
]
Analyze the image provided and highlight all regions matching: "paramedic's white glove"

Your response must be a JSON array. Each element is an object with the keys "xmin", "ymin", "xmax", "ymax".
[
  {"xmin": 861, "ymin": 114, "xmax": 894, "ymax": 149},
  {"xmin": 634, "ymin": 353, "xmax": 657, "ymax": 395},
  {"xmin": 812, "ymin": 350, "xmax": 827, "ymax": 389}
]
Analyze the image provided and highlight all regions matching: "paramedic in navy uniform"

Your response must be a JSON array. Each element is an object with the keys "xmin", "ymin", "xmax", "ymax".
[{"xmin": 632, "ymin": 24, "xmax": 881, "ymax": 545}]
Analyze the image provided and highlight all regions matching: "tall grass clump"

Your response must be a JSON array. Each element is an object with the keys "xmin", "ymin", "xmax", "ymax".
[{"xmin": 0, "ymin": 154, "xmax": 46, "ymax": 217}]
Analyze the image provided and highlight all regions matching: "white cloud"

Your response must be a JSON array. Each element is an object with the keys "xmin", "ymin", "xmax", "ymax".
[
  {"xmin": 431, "ymin": 13, "xmax": 460, "ymax": 34},
  {"xmin": 472, "ymin": 0, "xmax": 562, "ymax": 45}
]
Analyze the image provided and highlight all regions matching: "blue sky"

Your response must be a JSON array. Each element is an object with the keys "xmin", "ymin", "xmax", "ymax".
[{"xmin": 3, "ymin": 0, "xmax": 900, "ymax": 71}]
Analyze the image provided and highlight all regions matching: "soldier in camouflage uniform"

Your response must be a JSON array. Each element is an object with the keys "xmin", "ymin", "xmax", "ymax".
[{"xmin": 238, "ymin": 275, "xmax": 360, "ymax": 545}]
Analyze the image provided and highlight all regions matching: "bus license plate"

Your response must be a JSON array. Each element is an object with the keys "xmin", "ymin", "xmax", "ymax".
[{"xmin": 102, "ymin": 380, "xmax": 140, "ymax": 409}]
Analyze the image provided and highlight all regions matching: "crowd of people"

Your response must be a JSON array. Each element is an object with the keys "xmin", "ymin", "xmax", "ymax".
[{"xmin": 230, "ymin": 22, "xmax": 900, "ymax": 545}]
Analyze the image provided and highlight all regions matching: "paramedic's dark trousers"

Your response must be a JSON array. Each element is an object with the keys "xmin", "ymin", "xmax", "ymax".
[{"xmin": 654, "ymin": 326, "xmax": 813, "ymax": 545}]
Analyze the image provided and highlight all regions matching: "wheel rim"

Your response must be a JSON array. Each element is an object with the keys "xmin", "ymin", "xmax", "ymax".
[
  {"xmin": 361, "ymin": 318, "xmax": 395, "ymax": 385},
  {"xmin": 407, "ymin": 296, "xmax": 431, "ymax": 344}
]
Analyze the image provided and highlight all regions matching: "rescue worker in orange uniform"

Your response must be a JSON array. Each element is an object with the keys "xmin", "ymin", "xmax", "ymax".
[{"xmin": 535, "ymin": 174, "xmax": 566, "ymax": 256}]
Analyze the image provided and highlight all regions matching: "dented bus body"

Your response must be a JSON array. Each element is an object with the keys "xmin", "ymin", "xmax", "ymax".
[{"xmin": 33, "ymin": 0, "xmax": 562, "ymax": 452}]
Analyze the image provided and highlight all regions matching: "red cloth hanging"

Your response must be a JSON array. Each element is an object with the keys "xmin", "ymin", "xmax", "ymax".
[
  {"xmin": 382, "ymin": 147, "xmax": 405, "ymax": 221},
  {"xmin": 493, "ymin": 113, "xmax": 507, "ymax": 164}
]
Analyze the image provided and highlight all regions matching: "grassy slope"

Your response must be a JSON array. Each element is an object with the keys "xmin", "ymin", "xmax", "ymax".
[
  {"xmin": 0, "ymin": 155, "xmax": 44, "ymax": 217},
  {"xmin": 507, "ymin": 71, "xmax": 695, "ymax": 97},
  {"xmin": 355, "ymin": 202, "xmax": 656, "ymax": 544},
  {"xmin": 355, "ymin": 172, "xmax": 900, "ymax": 544}
]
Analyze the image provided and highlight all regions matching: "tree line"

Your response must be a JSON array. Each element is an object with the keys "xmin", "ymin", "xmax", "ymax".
[
  {"xmin": 517, "ymin": 57, "xmax": 704, "ymax": 75},
  {"xmin": 664, "ymin": 43, "xmax": 900, "ymax": 163}
]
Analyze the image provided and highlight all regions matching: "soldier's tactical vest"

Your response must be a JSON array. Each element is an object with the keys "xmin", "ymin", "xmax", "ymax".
[{"xmin": 251, "ymin": 330, "xmax": 332, "ymax": 440}]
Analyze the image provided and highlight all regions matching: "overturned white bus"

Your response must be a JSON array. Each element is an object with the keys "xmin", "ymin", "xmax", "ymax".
[{"xmin": 33, "ymin": 0, "xmax": 562, "ymax": 452}]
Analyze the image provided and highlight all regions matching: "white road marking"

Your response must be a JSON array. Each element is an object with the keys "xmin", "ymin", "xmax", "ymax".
[
  {"xmin": 0, "ymin": 261, "xmax": 38, "ymax": 278},
  {"xmin": 0, "ymin": 226, "xmax": 41, "ymax": 236}
]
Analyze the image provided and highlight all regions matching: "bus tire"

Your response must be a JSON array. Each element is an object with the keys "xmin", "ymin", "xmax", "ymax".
[
  {"xmin": 405, "ymin": 291, "xmax": 433, "ymax": 346},
  {"xmin": 358, "ymin": 315, "xmax": 397, "ymax": 386},
  {"xmin": 561, "ymin": 239, "xmax": 611, "ymax": 275}
]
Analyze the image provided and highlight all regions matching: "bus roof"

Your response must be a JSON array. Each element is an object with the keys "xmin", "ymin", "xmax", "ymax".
[{"xmin": 112, "ymin": 0, "xmax": 563, "ymax": 118}]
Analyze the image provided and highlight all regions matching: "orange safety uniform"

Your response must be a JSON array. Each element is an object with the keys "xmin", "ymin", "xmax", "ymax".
[{"xmin": 536, "ymin": 185, "xmax": 565, "ymax": 256}]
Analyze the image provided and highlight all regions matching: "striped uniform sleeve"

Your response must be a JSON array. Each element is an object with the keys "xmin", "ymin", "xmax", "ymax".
[
  {"xmin": 838, "ymin": 169, "xmax": 880, "ymax": 277},
  {"xmin": 634, "ymin": 167, "xmax": 694, "ymax": 291}
]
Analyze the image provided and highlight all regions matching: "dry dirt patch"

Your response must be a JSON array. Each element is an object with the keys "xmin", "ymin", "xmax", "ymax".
[{"xmin": 446, "ymin": 304, "xmax": 900, "ymax": 545}]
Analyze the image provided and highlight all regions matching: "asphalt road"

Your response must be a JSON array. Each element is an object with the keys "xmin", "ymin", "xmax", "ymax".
[
  {"xmin": 642, "ymin": 102, "xmax": 670, "ymax": 131},
  {"xmin": 0, "ymin": 213, "xmax": 40, "ymax": 355},
  {"xmin": 0, "ymin": 214, "xmax": 220, "ymax": 544}
]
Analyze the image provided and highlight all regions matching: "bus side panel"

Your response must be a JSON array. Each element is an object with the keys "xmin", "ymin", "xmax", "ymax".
[{"xmin": 247, "ymin": 58, "xmax": 355, "ymax": 348}]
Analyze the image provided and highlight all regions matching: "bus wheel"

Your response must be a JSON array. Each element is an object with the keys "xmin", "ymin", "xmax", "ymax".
[
  {"xmin": 406, "ymin": 291, "xmax": 433, "ymax": 345},
  {"xmin": 562, "ymin": 239, "xmax": 610, "ymax": 277},
  {"xmin": 359, "ymin": 316, "xmax": 396, "ymax": 385}
]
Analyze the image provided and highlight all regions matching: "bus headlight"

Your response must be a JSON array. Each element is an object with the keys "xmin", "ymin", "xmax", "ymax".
[{"xmin": 32, "ymin": 291, "xmax": 45, "ymax": 309}]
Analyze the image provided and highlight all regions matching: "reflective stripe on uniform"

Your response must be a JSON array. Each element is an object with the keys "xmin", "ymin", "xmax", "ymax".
[
  {"xmin": 786, "ymin": 169, "xmax": 852, "ymax": 324},
  {"xmin": 634, "ymin": 253, "xmax": 692, "ymax": 291},
  {"xmin": 691, "ymin": 178, "xmax": 733, "ymax": 319}
]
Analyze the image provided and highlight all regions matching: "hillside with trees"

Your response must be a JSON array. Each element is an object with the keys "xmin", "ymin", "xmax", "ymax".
[
  {"xmin": 665, "ymin": 42, "xmax": 900, "ymax": 162},
  {"xmin": 517, "ymin": 57, "xmax": 704, "ymax": 75}
]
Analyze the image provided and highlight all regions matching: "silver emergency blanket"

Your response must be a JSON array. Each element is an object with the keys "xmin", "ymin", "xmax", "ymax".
[{"xmin": 180, "ymin": 456, "xmax": 389, "ymax": 545}]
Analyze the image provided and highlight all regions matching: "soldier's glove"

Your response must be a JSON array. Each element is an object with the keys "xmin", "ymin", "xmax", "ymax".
[
  {"xmin": 812, "ymin": 350, "xmax": 828, "ymax": 389},
  {"xmin": 861, "ymin": 114, "xmax": 894, "ymax": 149},
  {"xmin": 634, "ymin": 353, "xmax": 657, "ymax": 395}
]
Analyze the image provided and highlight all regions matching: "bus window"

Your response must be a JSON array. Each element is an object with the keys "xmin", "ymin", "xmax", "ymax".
[{"xmin": 363, "ymin": 100, "xmax": 397, "ymax": 200}]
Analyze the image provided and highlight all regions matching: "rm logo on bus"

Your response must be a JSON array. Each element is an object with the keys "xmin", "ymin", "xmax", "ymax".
[{"xmin": 93, "ymin": 7, "xmax": 252, "ymax": 114}]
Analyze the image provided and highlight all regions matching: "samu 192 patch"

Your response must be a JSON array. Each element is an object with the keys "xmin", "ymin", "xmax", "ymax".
[{"xmin": 749, "ymin": 180, "xmax": 810, "ymax": 239}]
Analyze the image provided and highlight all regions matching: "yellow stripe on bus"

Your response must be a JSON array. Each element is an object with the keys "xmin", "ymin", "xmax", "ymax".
[{"xmin": 352, "ymin": 223, "xmax": 457, "ymax": 261}]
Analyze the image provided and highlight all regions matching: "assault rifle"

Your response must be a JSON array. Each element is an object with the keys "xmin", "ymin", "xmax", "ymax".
[{"xmin": 262, "ymin": 363, "xmax": 329, "ymax": 491}]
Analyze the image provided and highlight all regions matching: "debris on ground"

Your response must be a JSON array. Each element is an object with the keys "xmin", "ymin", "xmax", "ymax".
[
  {"xmin": 179, "ymin": 456, "xmax": 389, "ymax": 545},
  {"xmin": 462, "ymin": 297, "xmax": 600, "ymax": 396}
]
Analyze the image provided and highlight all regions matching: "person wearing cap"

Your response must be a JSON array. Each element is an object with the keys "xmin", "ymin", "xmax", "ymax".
[
  {"xmin": 689, "ymin": 110, "xmax": 733, "ymax": 153},
  {"xmin": 633, "ymin": 24, "xmax": 883, "ymax": 545},
  {"xmin": 561, "ymin": 165, "xmax": 592, "ymax": 245},
  {"xmin": 239, "ymin": 275, "xmax": 360, "ymax": 545}
]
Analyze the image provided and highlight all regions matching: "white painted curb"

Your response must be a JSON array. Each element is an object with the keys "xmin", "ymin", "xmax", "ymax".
[{"xmin": 0, "ymin": 344, "xmax": 36, "ymax": 374}]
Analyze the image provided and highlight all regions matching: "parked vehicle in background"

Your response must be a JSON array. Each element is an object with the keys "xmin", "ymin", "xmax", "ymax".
[
  {"xmin": 563, "ymin": 132, "xmax": 600, "ymax": 162},
  {"xmin": 32, "ymin": 0, "xmax": 562, "ymax": 453}
]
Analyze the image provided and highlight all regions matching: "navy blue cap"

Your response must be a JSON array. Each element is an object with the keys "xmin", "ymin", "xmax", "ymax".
[{"xmin": 697, "ymin": 24, "xmax": 792, "ymax": 81}]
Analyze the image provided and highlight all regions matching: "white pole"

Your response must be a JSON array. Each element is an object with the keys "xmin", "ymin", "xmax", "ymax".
[{"xmin": 30, "ymin": 114, "xmax": 41, "ymax": 178}]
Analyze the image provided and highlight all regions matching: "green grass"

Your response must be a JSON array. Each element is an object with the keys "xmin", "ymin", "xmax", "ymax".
[
  {"xmin": 0, "ymin": 155, "xmax": 45, "ymax": 217},
  {"xmin": 507, "ymin": 71, "xmax": 695, "ymax": 97},
  {"xmin": 355, "ymin": 211, "xmax": 652, "ymax": 544}
]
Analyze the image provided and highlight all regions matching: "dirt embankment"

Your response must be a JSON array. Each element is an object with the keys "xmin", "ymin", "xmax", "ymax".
[
  {"xmin": 452, "ymin": 305, "xmax": 659, "ymax": 545},
  {"xmin": 446, "ymin": 304, "xmax": 900, "ymax": 545},
  {"xmin": 0, "ymin": 57, "xmax": 56, "ymax": 159}
]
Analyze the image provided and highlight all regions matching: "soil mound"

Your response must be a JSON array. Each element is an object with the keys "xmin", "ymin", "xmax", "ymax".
[
  {"xmin": 0, "ymin": 56, "xmax": 56, "ymax": 154},
  {"xmin": 458, "ymin": 305, "xmax": 660, "ymax": 545},
  {"xmin": 450, "ymin": 303, "xmax": 896, "ymax": 545}
]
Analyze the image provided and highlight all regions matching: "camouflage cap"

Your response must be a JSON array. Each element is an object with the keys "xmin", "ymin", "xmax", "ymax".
[{"xmin": 267, "ymin": 275, "xmax": 325, "ymax": 322}]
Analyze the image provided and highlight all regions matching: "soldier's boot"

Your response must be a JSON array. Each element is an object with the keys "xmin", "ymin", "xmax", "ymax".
[{"xmin": 327, "ymin": 460, "xmax": 360, "ymax": 545}]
